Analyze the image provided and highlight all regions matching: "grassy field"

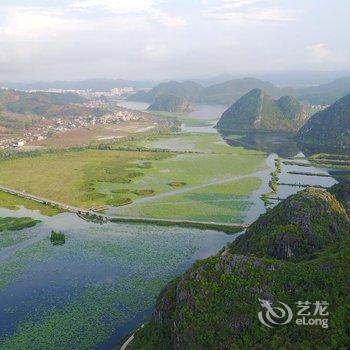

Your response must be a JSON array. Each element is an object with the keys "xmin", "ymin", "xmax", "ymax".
[
  {"xmin": 115, "ymin": 177, "xmax": 261, "ymax": 223},
  {"xmin": 110, "ymin": 133, "xmax": 267, "ymax": 223},
  {"xmin": 0, "ymin": 133, "xmax": 267, "ymax": 223},
  {"xmin": 0, "ymin": 149, "xmax": 169, "ymax": 209},
  {"xmin": 0, "ymin": 191, "xmax": 62, "ymax": 216}
]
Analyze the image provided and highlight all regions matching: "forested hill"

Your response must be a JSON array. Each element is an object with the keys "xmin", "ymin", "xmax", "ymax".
[
  {"xmin": 128, "ymin": 187, "xmax": 350, "ymax": 349},
  {"xmin": 0, "ymin": 89, "xmax": 86, "ymax": 116},
  {"xmin": 297, "ymin": 94, "xmax": 350, "ymax": 150},
  {"xmin": 147, "ymin": 94, "xmax": 192, "ymax": 113},
  {"xmin": 216, "ymin": 88, "xmax": 312, "ymax": 132},
  {"xmin": 128, "ymin": 76, "xmax": 350, "ymax": 106},
  {"xmin": 128, "ymin": 81, "xmax": 203, "ymax": 103}
]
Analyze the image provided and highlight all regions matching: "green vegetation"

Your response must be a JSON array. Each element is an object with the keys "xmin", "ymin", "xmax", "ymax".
[
  {"xmin": 109, "ymin": 133, "xmax": 266, "ymax": 223},
  {"xmin": 151, "ymin": 110, "xmax": 212, "ymax": 127},
  {"xmin": 0, "ymin": 89, "xmax": 85, "ymax": 116},
  {"xmin": 329, "ymin": 182, "xmax": 350, "ymax": 214},
  {"xmin": 147, "ymin": 94, "xmax": 192, "ymax": 113},
  {"xmin": 128, "ymin": 77, "xmax": 296, "ymax": 105},
  {"xmin": 298, "ymin": 94, "xmax": 350, "ymax": 150},
  {"xmin": 0, "ymin": 133, "xmax": 267, "ymax": 224},
  {"xmin": 168, "ymin": 181, "xmax": 187, "ymax": 187},
  {"xmin": 0, "ymin": 89, "xmax": 88, "ymax": 134},
  {"xmin": 50, "ymin": 231, "xmax": 66, "ymax": 245},
  {"xmin": 0, "ymin": 191, "xmax": 62, "ymax": 216},
  {"xmin": 233, "ymin": 188, "xmax": 349, "ymax": 260},
  {"xmin": 107, "ymin": 196, "xmax": 133, "ymax": 207},
  {"xmin": 133, "ymin": 189, "xmax": 155, "ymax": 196},
  {"xmin": 0, "ymin": 216, "xmax": 40, "ymax": 232},
  {"xmin": 130, "ymin": 188, "xmax": 350, "ymax": 349},
  {"xmin": 0, "ymin": 148, "xmax": 170, "ymax": 209},
  {"xmin": 128, "ymin": 81, "xmax": 203, "ymax": 103},
  {"xmin": 0, "ymin": 222, "xmax": 227, "ymax": 349},
  {"xmin": 0, "ymin": 217, "xmax": 40, "ymax": 250},
  {"xmin": 115, "ymin": 177, "xmax": 261, "ymax": 223},
  {"xmin": 260, "ymin": 157, "xmax": 282, "ymax": 207},
  {"xmin": 129, "ymin": 77, "xmax": 350, "ymax": 106},
  {"xmin": 217, "ymin": 89, "xmax": 312, "ymax": 132}
]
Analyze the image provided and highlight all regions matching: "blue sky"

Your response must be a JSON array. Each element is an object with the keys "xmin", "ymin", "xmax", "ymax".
[{"xmin": 0, "ymin": 0, "xmax": 349, "ymax": 81}]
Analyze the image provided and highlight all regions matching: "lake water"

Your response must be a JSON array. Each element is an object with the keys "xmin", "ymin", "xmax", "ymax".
[
  {"xmin": 0, "ymin": 208, "xmax": 236, "ymax": 349},
  {"xmin": 0, "ymin": 103, "xmax": 341, "ymax": 349}
]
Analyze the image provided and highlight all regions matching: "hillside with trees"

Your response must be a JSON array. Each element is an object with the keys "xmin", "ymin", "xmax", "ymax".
[
  {"xmin": 216, "ymin": 89, "xmax": 312, "ymax": 132},
  {"xmin": 297, "ymin": 94, "xmax": 350, "ymax": 150},
  {"xmin": 129, "ymin": 188, "xmax": 350, "ymax": 349}
]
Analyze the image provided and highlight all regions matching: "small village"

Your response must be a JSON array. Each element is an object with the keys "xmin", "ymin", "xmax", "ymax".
[{"xmin": 0, "ymin": 104, "xmax": 148, "ymax": 149}]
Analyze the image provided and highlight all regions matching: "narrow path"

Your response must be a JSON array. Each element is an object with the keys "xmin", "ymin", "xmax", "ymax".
[
  {"xmin": 119, "ymin": 172, "xmax": 261, "ymax": 208},
  {"xmin": 0, "ymin": 185, "xmax": 249, "ymax": 231},
  {"xmin": 120, "ymin": 334, "xmax": 134, "ymax": 350}
]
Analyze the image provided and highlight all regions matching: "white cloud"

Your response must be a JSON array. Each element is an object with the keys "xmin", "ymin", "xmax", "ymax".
[
  {"xmin": 305, "ymin": 43, "xmax": 350, "ymax": 69},
  {"xmin": 307, "ymin": 43, "xmax": 333, "ymax": 61},
  {"xmin": 205, "ymin": 0, "xmax": 295, "ymax": 23},
  {"xmin": 0, "ymin": 8, "xmax": 76, "ymax": 38},
  {"xmin": 72, "ymin": 0, "xmax": 187, "ymax": 27},
  {"xmin": 72, "ymin": 0, "xmax": 157, "ymax": 14}
]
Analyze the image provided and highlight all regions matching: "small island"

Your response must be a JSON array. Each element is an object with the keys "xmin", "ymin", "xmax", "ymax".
[{"xmin": 50, "ymin": 230, "xmax": 66, "ymax": 245}]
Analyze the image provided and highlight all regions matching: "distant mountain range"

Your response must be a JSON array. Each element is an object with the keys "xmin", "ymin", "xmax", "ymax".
[
  {"xmin": 128, "ymin": 76, "xmax": 350, "ymax": 106},
  {"xmin": 3, "ymin": 76, "xmax": 350, "ymax": 106},
  {"xmin": 297, "ymin": 77, "xmax": 350, "ymax": 105},
  {"xmin": 216, "ymin": 89, "xmax": 312, "ymax": 132},
  {"xmin": 129, "ymin": 81, "xmax": 203, "ymax": 103},
  {"xmin": 147, "ymin": 94, "xmax": 192, "ymax": 113},
  {"xmin": 297, "ymin": 94, "xmax": 350, "ymax": 150},
  {"xmin": 1, "ymin": 79, "xmax": 156, "ymax": 92}
]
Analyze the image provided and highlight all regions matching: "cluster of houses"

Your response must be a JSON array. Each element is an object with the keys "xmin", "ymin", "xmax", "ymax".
[{"xmin": 0, "ymin": 108, "xmax": 147, "ymax": 149}]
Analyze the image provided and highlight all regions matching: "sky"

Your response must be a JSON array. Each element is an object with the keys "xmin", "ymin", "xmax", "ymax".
[{"xmin": 0, "ymin": 0, "xmax": 349, "ymax": 81}]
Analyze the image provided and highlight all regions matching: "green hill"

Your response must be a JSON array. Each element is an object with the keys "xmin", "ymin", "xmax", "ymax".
[
  {"xmin": 128, "ymin": 78, "xmax": 294, "ymax": 105},
  {"xmin": 217, "ymin": 89, "xmax": 311, "ymax": 132},
  {"xmin": 128, "ymin": 81, "xmax": 203, "ymax": 103},
  {"xmin": 297, "ymin": 94, "xmax": 350, "ymax": 150},
  {"xmin": 147, "ymin": 94, "xmax": 192, "ymax": 113},
  {"xmin": 128, "ymin": 76, "xmax": 350, "ymax": 106},
  {"xmin": 128, "ymin": 188, "xmax": 350, "ymax": 349},
  {"xmin": 0, "ymin": 89, "xmax": 86, "ymax": 116},
  {"xmin": 298, "ymin": 77, "xmax": 350, "ymax": 105},
  {"xmin": 198, "ymin": 77, "xmax": 294, "ymax": 105},
  {"xmin": 232, "ymin": 188, "xmax": 349, "ymax": 260}
]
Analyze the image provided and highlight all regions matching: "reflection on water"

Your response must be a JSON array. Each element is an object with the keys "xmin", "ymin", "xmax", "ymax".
[
  {"xmin": 220, "ymin": 130, "xmax": 300, "ymax": 158},
  {"xmin": 218, "ymin": 130, "xmax": 340, "ymax": 223}
]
